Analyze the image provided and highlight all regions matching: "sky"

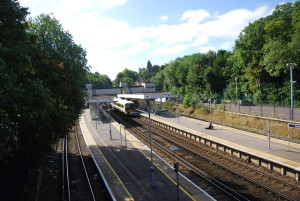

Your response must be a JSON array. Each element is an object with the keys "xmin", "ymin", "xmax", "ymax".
[{"xmin": 18, "ymin": 0, "xmax": 293, "ymax": 80}]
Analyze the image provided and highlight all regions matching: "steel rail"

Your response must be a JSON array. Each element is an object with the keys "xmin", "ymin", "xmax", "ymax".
[
  {"xmin": 62, "ymin": 137, "xmax": 65, "ymax": 201},
  {"xmin": 64, "ymin": 134, "xmax": 71, "ymax": 201},
  {"xmin": 74, "ymin": 126, "xmax": 96, "ymax": 201},
  {"xmin": 110, "ymin": 111, "xmax": 248, "ymax": 201},
  {"xmin": 138, "ymin": 116, "xmax": 300, "ymax": 201},
  {"xmin": 147, "ymin": 116, "xmax": 300, "ymax": 196},
  {"xmin": 63, "ymin": 127, "xmax": 96, "ymax": 201}
]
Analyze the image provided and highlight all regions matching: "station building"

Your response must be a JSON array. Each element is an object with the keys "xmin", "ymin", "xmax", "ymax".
[{"xmin": 84, "ymin": 82, "xmax": 156, "ymax": 98}]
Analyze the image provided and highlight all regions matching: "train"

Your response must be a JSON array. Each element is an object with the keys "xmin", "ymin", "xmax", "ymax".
[{"xmin": 111, "ymin": 99, "xmax": 140, "ymax": 115}]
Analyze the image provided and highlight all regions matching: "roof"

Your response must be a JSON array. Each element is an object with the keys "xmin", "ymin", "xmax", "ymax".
[
  {"xmin": 85, "ymin": 96, "xmax": 115, "ymax": 103},
  {"xmin": 117, "ymin": 92, "xmax": 172, "ymax": 100},
  {"xmin": 114, "ymin": 99, "xmax": 134, "ymax": 104}
]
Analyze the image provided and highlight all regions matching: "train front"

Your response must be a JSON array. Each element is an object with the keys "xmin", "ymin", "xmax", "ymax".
[{"xmin": 125, "ymin": 102, "xmax": 141, "ymax": 116}]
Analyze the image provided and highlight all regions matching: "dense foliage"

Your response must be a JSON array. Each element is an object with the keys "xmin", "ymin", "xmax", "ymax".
[
  {"xmin": 113, "ymin": 68, "xmax": 138, "ymax": 87},
  {"xmin": 121, "ymin": 2, "xmax": 299, "ymax": 107},
  {"xmin": 0, "ymin": 0, "xmax": 88, "ymax": 164},
  {"xmin": 86, "ymin": 72, "xmax": 112, "ymax": 88}
]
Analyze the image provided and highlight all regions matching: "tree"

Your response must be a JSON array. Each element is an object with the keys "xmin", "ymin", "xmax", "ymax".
[
  {"xmin": 146, "ymin": 60, "xmax": 152, "ymax": 71},
  {"xmin": 28, "ymin": 14, "xmax": 88, "ymax": 136},
  {"xmin": 0, "ymin": 0, "xmax": 32, "ymax": 161},
  {"xmin": 113, "ymin": 68, "xmax": 137, "ymax": 86},
  {"xmin": 150, "ymin": 71, "xmax": 164, "ymax": 92},
  {"xmin": 137, "ymin": 61, "xmax": 161, "ymax": 82},
  {"xmin": 86, "ymin": 72, "xmax": 112, "ymax": 88}
]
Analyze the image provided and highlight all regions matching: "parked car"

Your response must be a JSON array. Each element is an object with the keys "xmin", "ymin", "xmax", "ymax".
[{"xmin": 239, "ymin": 100, "xmax": 255, "ymax": 106}]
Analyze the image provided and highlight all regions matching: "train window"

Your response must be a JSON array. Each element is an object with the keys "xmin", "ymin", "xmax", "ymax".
[{"xmin": 125, "ymin": 104, "xmax": 134, "ymax": 109}]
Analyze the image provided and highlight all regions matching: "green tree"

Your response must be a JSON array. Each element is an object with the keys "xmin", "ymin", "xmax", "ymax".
[
  {"xmin": 150, "ymin": 71, "xmax": 164, "ymax": 92},
  {"xmin": 86, "ymin": 72, "xmax": 112, "ymax": 88},
  {"xmin": 0, "ymin": 0, "xmax": 32, "ymax": 160},
  {"xmin": 28, "ymin": 14, "xmax": 88, "ymax": 150},
  {"xmin": 138, "ymin": 61, "xmax": 161, "ymax": 82},
  {"xmin": 113, "ymin": 68, "xmax": 137, "ymax": 86},
  {"xmin": 146, "ymin": 60, "xmax": 152, "ymax": 71}
]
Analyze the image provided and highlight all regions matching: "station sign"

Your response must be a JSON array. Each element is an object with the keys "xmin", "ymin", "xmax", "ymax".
[{"xmin": 288, "ymin": 123, "xmax": 300, "ymax": 129}]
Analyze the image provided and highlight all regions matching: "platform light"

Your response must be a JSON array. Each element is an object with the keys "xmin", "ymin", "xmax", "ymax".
[
  {"xmin": 287, "ymin": 63, "xmax": 297, "ymax": 120},
  {"xmin": 235, "ymin": 77, "xmax": 238, "ymax": 106},
  {"xmin": 108, "ymin": 108, "xmax": 112, "ymax": 140},
  {"xmin": 147, "ymin": 100, "xmax": 155, "ymax": 187}
]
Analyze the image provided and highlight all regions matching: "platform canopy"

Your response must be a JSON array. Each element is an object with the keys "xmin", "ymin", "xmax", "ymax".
[
  {"xmin": 117, "ymin": 92, "xmax": 172, "ymax": 100},
  {"xmin": 85, "ymin": 96, "xmax": 115, "ymax": 103}
]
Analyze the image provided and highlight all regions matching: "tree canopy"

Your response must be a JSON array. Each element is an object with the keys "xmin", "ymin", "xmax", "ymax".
[
  {"xmin": 126, "ymin": 2, "xmax": 299, "ymax": 107},
  {"xmin": 113, "ymin": 68, "xmax": 137, "ymax": 87},
  {"xmin": 86, "ymin": 72, "xmax": 112, "ymax": 88},
  {"xmin": 0, "ymin": 1, "xmax": 88, "ymax": 165}
]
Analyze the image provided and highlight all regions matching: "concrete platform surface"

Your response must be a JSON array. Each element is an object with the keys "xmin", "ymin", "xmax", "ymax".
[{"xmin": 79, "ymin": 109, "xmax": 215, "ymax": 201}]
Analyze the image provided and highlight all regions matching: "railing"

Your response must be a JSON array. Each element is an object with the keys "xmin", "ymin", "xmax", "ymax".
[{"xmin": 201, "ymin": 102, "xmax": 300, "ymax": 121}]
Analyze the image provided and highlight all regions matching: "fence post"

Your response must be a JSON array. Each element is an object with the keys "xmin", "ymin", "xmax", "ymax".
[
  {"xmin": 248, "ymin": 102, "xmax": 251, "ymax": 114},
  {"xmin": 268, "ymin": 119, "xmax": 271, "ymax": 150}
]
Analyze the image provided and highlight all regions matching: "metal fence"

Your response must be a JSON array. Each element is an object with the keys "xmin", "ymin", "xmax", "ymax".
[{"xmin": 202, "ymin": 102, "xmax": 300, "ymax": 121}]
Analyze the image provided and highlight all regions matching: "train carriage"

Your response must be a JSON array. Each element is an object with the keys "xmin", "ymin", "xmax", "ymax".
[{"xmin": 111, "ymin": 99, "xmax": 140, "ymax": 115}]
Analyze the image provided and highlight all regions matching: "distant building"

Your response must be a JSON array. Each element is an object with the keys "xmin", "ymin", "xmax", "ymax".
[
  {"xmin": 84, "ymin": 82, "xmax": 156, "ymax": 97},
  {"xmin": 119, "ymin": 81, "xmax": 127, "ymax": 87}
]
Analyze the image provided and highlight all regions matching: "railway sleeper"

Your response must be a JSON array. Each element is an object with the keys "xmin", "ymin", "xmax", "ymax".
[{"xmin": 140, "ymin": 115, "xmax": 300, "ymax": 181}]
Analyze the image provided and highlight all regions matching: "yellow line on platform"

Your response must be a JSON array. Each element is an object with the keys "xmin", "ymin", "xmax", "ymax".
[
  {"xmin": 84, "ymin": 113, "xmax": 135, "ymax": 201},
  {"xmin": 127, "ymin": 135, "xmax": 197, "ymax": 201}
]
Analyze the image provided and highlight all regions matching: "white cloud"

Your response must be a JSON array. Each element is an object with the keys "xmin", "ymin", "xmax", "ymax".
[
  {"xmin": 57, "ymin": 0, "xmax": 127, "ymax": 11},
  {"xmin": 123, "ymin": 42, "xmax": 150, "ymax": 55},
  {"xmin": 151, "ymin": 44, "xmax": 188, "ymax": 55},
  {"xmin": 220, "ymin": 41, "xmax": 234, "ymax": 50},
  {"xmin": 22, "ymin": 0, "xmax": 40, "ymax": 4},
  {"xmin": 199, "ymin": 6, "xmax": 270, "ymax": 38},
  {"xmin": 191, "ymin": 37, "xmax": 209, "ymax": 47},
  {"xmin": 197, "ymin": 46, "xmax": 216, "ymax": 53},
  {"xmin": 180, "ymin": 9, "xmax": 211, "ymax": 23},
  {"xmin": 19, "ymin": 0, "xmax": 274, "ymax": 80},
  {"xmin": 97, "ymin": 0, "xmax": 127, "ymax": 10},
  {"xmin": 161, "ymin": 15, "xmax": 168, "ymax": 21},
  {"xmin": 147, "ymin": 6, "xmax": 271, "ymax": 51}
]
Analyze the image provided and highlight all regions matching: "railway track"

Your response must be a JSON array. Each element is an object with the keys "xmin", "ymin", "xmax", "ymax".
[
  {"xmin": 110, "ymin": 110, "xmax": 244, "ymax": 200},
  {"xmin": 62, "ymin": 124, "xmax": 112, "ymax": 201},
  {"xmin": 137, "ymin": 117, "xmax": 300, "ymax": 200},
  {"xmin": 110, "ymin": 109, "xmax": 300, "ymax": 201}
]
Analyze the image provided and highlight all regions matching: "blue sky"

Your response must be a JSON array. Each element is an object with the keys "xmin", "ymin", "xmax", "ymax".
[{"xmin": 19, "ymin": 0, "xmax": 293, "ymax": 80}]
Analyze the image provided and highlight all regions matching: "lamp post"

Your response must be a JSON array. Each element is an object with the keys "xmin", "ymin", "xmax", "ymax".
[
  {"xmin": 108, "ymin": 108, "xmax": 112, "ymax": 140},
  {"xmin": 288, "ymin": 63, "xmax": 296, "ymax": 120},
  {"xmin": 205, "ymin": 93, "xmax": 213, "ymax": 129},
  {"xmin": 235, "ymin": 77, "xmax": 238, "ymax": 106},
  {"xmin": 147, "ymin": 100, "xmax": 155, "ymax": 187},
  {"xmin": 173, "ymin": 105, "xmax": 179, "ymax": 123},
  {"xmin": 96, "ymin": 102, "xmax": 99, "ymax": 129},
  {"xmin": 209, "ymin": 94, "xmax": 212, "ymax": 122}
]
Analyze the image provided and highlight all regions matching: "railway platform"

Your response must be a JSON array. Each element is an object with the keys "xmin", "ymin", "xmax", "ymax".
[
  {"xmin": 140, "ymin": 111, "xmax": 300, "ymax": 180},
  {"xmin": 79, "ymin": 109, "xmax": 215, "ymax": 201}
]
